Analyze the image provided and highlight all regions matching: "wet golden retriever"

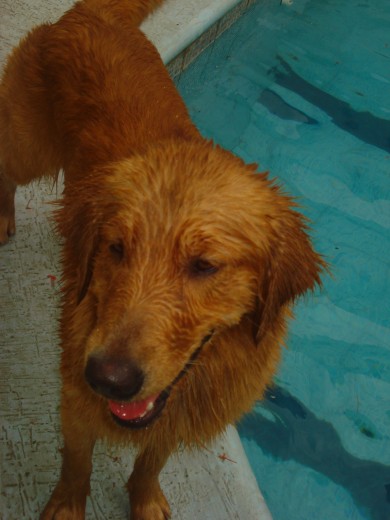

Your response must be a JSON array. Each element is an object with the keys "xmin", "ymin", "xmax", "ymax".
[{"xmin": 0, "ymin": 1, "xmax": 325, "ymax": 518}]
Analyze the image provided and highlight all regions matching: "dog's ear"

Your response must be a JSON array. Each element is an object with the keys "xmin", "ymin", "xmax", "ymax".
[
  {"xmin": 74, "ymin": 232, "xmax": 100, "ymax": 305},
  {"xmin": 55, "ymin": 181, "xmax": 103, "ymax": 306},
  {"xmin": 252, "ymin": 189, "xmax": 326, "ymax": 345}
]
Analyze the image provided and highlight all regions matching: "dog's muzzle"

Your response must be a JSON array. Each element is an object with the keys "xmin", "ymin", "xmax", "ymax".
[{"xmin": 85, "ymin": 332, "xmax": 214, "ymax": 429}]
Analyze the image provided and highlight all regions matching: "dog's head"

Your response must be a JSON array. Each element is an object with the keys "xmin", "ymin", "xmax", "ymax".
[{"xmin": 58, "ymin": 140, "xmax": 325, "ymax": 429}]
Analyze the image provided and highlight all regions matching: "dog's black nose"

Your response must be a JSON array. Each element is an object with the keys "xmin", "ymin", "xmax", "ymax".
[{"xmin": 85, "ymin": 353, "xmax": 144, "ymax": 400}]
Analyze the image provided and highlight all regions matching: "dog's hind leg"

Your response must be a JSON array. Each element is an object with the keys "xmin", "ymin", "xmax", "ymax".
[
  {"xmin": 0, "ymin": 24, "xmax": 62, "ymax": 244},
  {"xmin": 127, "ymin": 444, "xmax": 172, "ymax": 520},
  {"xmin": 0, "ymin": 170, "xmax": 16, "ymax": 244}
]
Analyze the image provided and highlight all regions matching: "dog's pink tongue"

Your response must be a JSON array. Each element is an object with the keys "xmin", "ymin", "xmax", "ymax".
[{"xmin": 109, "ymin": 394, "xmax": 159, "ymax": 421}]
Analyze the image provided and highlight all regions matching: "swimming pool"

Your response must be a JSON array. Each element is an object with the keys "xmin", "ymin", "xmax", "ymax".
[{"xmin": 176, "ymin": 1, "xmax": 390, "ymax": 519}]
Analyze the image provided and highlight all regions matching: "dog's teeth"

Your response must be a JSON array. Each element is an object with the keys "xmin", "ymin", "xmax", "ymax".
[{"xmin": 139, "ymin": 400, "xmax": 154, "ymax": 418}]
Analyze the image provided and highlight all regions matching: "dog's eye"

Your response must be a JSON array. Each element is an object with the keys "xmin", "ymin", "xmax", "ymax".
[
  {"xmin": 109, "ymin": 241, "xmax": 124, "ymax": 260},
  {"xmin": 190, "ymin": 257, "xmax": 219, "ymax": 277}
]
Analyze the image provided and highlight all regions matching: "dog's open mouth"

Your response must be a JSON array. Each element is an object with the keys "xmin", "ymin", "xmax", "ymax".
[
  {"xmin": 108, "ymin": 332, "xmax": 214, "ymax": 429},
  {"xmin": 109, "ymin": 391, "xmax": 168, "ymax": 429}
]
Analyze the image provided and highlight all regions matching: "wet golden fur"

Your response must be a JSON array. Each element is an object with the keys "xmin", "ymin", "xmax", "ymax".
[{"xmin": 0, "ymin": 1, "xmax": 325, "ymax": 518}]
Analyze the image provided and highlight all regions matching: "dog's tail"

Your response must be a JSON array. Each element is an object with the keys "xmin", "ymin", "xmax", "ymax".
[{"xmin": 82, "ymin": 0, "xmax": 164, "ymax": 26}]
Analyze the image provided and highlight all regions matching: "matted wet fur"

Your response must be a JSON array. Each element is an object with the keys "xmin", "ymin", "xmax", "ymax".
[{"xmin": 0, "ymin": 1, "xmax": 325, "ymax": 518}]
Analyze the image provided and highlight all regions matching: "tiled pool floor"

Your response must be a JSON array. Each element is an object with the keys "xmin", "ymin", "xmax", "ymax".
[{"xmin": 176, "ymin": 1, "xmax": 390, "ymax": 519}]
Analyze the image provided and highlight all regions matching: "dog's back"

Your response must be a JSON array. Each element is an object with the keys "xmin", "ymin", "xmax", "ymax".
[
  {"xmin": 0, "ymin": 0, "xmax": 197, "ymax": 197},
  {"xmin": 83, "ymin": 0, "xmax": 164, "ymax": 27}
]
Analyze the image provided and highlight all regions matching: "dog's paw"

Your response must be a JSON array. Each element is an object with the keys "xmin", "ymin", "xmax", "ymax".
[
  {"xmin": 40, "ymin": 486, "xmax": 86, "ymax": 520},
  {"xmin": 40, "ymin": 501, "xmax": 85, "ymax": 520},
  {"xmin": 130, "ymin": 488, "xmax": 171, "ymax": 520}
]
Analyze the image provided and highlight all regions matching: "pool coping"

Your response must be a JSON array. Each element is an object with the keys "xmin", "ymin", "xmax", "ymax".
[{"xmin": 142, "ymin": 0, "xmax": 256, "ymax": 75}]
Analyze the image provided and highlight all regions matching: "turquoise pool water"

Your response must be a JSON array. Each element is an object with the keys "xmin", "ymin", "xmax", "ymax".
[{"xmin": 176, "ymin": 1, "xmax": 390, "ymax": 519}]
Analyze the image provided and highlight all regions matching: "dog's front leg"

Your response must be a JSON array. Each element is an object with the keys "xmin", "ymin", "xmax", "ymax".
[
  {"xmin": 40, "ymin": 397, "xmax": 96, "ymax": 520},
  {"xmin": 127, "ymin": 443, "xmax": 172, "ymax": 520}
]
